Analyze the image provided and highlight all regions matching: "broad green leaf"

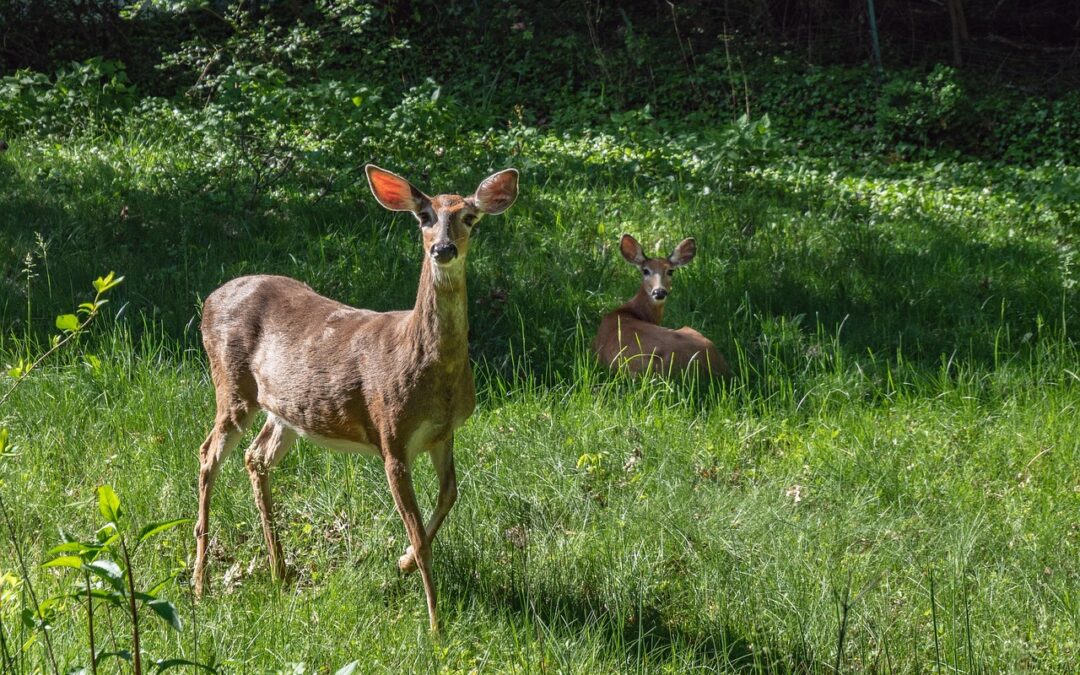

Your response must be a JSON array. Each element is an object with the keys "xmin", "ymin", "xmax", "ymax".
[
  {"xmin": 21, "ymin": 608, "xmax": 39, "ymax": 629},
  {"xmin": 335, "ymin": 662, "xmax": 359, "ymax": 675},
  {"xmin": 96, "ymin": 485, "xmax": 122, "ymax": 524},
  {"xmin": 92, "ymin": 271, "xmax": 114, "ymax": 293},
  {"xmin": 86, "ymin": 559, "xmax": 125, "ymax": 593},
  {"xmin": 95, "ymin": 650, "xmax": 132, "ymax": 664},
  {"xmin": 137, "ymin": 518, "xmax": 192, "ymax": 544},
  {"xmin": 95, "ymin": 523, "xmax": 118, "ymax": 544},
  {"xmin": 83, "ymin": 354, "xmax": 103, "ymax": 373},
  {"xmin": 47, "ymin": 541, "xmax": 100, "ymax": 556},
  {"xmin": 55, "ymin": 314, "xmax": 79, "ymax": 332},
  {"xmin": 92, "ymin": 272, "xmax": 124, "ymax": 294},
  {"xmin": 7, "ymin": 359, "xmax": 27, "ymax": 378},
  {"xmin": 80, "ymin": 588, "xmax": 126, "ymax": 608},
  {"xmin": 0, "ymin": 572, "xmax": 21, "ymax": 608},
  {"xmin": 350, "ymin": 96, "xmax": 362, "ymax": 107},
  {"xmin": 146, "ymin": 598, "xmax": 182, "ymax": 631},
  {"xmin": 42, "ymin": 556, "xmax": 84, "ymax": 569}
]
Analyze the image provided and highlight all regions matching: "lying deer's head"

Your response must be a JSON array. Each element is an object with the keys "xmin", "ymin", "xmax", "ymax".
[
  {"xmin": 366, "ymin": 165, "xmax": 519, "ymax": 268},
  {"xmin": 619, "ymin": 233, "xmax": 697, "ymax": 305}
]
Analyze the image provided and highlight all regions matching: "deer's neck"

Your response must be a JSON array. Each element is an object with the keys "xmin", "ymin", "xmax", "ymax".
[
  {"xmin": 622, "ymin": 287, "xmax": 664, "ymax": 325},
  {"xmin": 407, "ymin": 259, "xmax": 469, "ymax": 361}
]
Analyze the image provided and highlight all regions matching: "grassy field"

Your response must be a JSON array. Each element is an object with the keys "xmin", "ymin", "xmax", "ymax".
[{"xmin": 1, "ymin": 116, "xmax": 1078, "ymax": 672}]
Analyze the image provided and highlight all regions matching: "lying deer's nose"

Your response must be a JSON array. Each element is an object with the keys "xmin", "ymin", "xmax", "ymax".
[
  {"xmin": 651, "ymin": 288, "xmax": 668, "ymax": 301},
  {"xmin": 431, "ymin": 243, "xmax": 458, "ymax": 263}
]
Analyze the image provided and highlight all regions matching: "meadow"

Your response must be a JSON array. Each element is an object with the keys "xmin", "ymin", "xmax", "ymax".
[{"xmin": 1, "ymin": 6, "xmax": 1079, "ymax": 670}]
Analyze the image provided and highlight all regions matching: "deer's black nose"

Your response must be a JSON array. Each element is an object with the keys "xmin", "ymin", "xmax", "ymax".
[
  {"xmin": 431, "ymin": 243, "xmax": 458, "ymax": 263},
  {"xmin": 651, "ymin": 288, "xmax": 668, "ymax": 301}
]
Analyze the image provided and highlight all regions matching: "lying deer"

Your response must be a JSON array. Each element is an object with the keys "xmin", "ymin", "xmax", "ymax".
[
  {"xmin": 193, "ymin": 164, "xmax": 519, "ymax": 632},
  {"xmin": 593, "ymin": 234, "xmax": 732, "ymax": 378}
]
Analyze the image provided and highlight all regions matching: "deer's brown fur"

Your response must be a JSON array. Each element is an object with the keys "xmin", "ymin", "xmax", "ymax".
[
  {"xmin": 193, "ymin": 165, "xmax": 519, "ymax": 633},
  {"xmin": 593, "ymin": 234, "xmax": 732, "ymax": 378}
]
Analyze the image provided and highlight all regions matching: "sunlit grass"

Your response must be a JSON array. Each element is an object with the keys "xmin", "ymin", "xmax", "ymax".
[{"xmin": 1, "ymin": 118, "xmax": 1078, "ymax": 671}]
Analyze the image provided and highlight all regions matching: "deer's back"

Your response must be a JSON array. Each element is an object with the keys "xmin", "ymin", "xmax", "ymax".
[
  {"xmin": 201, "ymin": 275, "xmax": 389, "ymax": 443},
  {"xmin": 200, "ymin": 275, "xmax": 474, "ymax": 453},
  {"xmin": 595, "ymin": 311, "xmax": 729, "ymax": 377}
]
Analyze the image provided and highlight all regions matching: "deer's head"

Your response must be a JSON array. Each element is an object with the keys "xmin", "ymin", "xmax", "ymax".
[
  {"xmin": 366, "ymin": 165, "xmax": 519, "ymax": 270},
  {"xmin": 619, "ymin": 234, "xmax": 697, "ymax": 305}
]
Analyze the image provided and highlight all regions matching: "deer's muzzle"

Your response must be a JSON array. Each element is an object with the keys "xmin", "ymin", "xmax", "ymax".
[{"xmin": 431, "ymin": 243, "xmax": 458, "ymax": 264}]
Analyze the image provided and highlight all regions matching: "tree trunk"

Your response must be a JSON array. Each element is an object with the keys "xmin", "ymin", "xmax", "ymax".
[{"xmin": 946, "ymin": 0, "xmax": 968, "ymax": 67}]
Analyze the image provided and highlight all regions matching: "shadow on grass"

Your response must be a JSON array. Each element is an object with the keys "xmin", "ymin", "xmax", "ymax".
[
  {"xmin": 2, "ymin": 146, "xmax": 1073, "ymax": 380},
  {"xmin": 437, "ymin": 545, "xmax": 820, "ymax": 672},
  {"xmin": 702, "ymin": 165, "xmax": 1074, "ymax": 376}
]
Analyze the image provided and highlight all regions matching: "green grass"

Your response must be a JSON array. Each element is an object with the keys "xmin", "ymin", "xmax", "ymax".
[{"xmin": 1, "ymin": 120, "xmax": 1078, "ymax": 672}]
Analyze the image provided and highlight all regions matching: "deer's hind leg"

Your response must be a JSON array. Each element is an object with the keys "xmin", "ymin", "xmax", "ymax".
[
  {"xmin": 244, "ymin": 414, "xmax": 297, "ymax": 583},
  {"xmin": 194, "ymin": 393, "xmax": 256, "ymax": 598}
]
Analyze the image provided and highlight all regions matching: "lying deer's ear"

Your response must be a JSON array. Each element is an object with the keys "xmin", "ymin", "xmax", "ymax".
[
  {"xmin": 471, "ymin": 169, "xmax": 519, "ymax": 215},
  {"xmin": 668, "ymin": 237, "xmax": 697, "ymax": 267},
  {"xmin": 620, "ymin": 234, "xmax": 646, "ymax": 265},
  {"xmin": 366, "ymin": 164, "xmax": 427, "ymax": 212}
]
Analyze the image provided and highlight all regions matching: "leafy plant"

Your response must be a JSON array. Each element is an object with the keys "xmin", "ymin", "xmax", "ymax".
[
  {"xmin": 42, "ymin": 486, "xmax": 198, "ymax": 674},
  {"xmin": 876, "ymin": 65, "xmax": 968, "ymax": 153},
  {"xmin": 1, "ymin": 271, "xmax": 123, "ymax": 410},
  {"xmin": 0, "ymin": 58, "xmax": 135, "ymax": 136}
]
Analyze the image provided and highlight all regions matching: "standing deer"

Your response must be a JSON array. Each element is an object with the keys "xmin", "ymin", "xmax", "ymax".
[
  {"xmin": 593, "ymin": 234, "xmax": 732, "ymax": 378},
  {"xmin": 193, "ymin": 164, "xmax": 519, "ymax": 632}
]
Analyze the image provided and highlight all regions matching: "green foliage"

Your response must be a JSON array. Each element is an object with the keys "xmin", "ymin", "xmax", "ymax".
[
  {"xmin": 2, "ymin": 272, "xmax": 123, "ymax": 401},
  {"xmin": 876, "ymin": 64, "xmax": 968, "ymax": 152},
  {"xmin": 0, "ymin": 4, "xmax": 1077, "ymax": 671},
  {"xmin": 0, "ymin": 58, "xmax": 135, "ymax": 136},
  {"xmin": 42, "ymin": 485, "xmax": 194, "ymax": 674}
]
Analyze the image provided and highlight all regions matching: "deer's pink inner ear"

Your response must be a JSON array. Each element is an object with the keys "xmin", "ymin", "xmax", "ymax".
[{"xmin": 369, "ymin": 170, "xmax": 418, "ymax": 211}]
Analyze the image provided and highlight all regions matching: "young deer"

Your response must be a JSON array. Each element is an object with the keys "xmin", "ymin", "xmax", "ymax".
[
  {"xmin": 593, "ymin": 234, "xmax": 732, "ymax": 378},
  {"xmin": 193, "ymin": 165, "xmax": 519, "ymax": 632}
]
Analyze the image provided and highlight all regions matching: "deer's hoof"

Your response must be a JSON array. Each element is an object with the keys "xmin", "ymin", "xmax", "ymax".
[{"xmin": 398, "ymin": 546, "xmax": 418, "ymax": 575}]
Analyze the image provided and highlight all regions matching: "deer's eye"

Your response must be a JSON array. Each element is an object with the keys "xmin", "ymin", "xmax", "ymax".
[
  {"xmin": 463, "ymin": 214, "xmax": 477, "ymax": 227},
  {"xmin": 642, "ymin": 268, "xmax": 650, "ymax": 276},
  {"xmin": 418, "ymin": 211, "xmax": 434, "ymax": 228},
  {"xmin": 666, "ymin": 269, "xmax": 675, "ymax": 277}
]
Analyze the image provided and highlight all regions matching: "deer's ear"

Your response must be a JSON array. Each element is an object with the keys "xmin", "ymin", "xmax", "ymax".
[
  {"xmin": 668, "ymin": 238, "xmax": 697, "ymax": 267},
  {"xmin": 471, "ymin": 169, "xmax": 519, "ymax": 215},
  {"xmin": 366, "ymin": 165, "xmax": 426, "ymax": 212},
  {"xmin": 620, "ymin": 234, "xmax": 646, "ymax": 265}
]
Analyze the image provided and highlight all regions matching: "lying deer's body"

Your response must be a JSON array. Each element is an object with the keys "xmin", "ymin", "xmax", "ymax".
[
  {"xmin": 593, "ymin": 234, "xmax": 731, "ymax": 378},
  {"xmin": 193, "ymin": 166, "xmax": 518, "ymax": 633}
]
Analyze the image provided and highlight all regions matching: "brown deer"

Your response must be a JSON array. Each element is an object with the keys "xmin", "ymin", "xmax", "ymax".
[
  {"xmin": 593, "ymin": 234, "xmax": 732, "ymax": 378},
  {"xmin": 193, "ymin": 164, "xmax": 519, "ymax": 632}
]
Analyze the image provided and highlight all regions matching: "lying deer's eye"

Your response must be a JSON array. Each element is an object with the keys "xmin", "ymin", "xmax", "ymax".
[
  {"xmin": 666, "ymin": 269, "xmax": 675, "ymax": 277},
  {"xmin": 418, "ymin": 212, "xmax": 434, "ymax": 228},
  {"xmin": 642, "ymin": 268, "xmax": 650, "ymax": 276},
  {"xmin": 463, "ymin": 214, "xmax": 477, "ymax": 227}
]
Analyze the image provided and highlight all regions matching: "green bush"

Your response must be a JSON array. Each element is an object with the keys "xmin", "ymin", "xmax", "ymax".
[
  {"xmin": 0, "ymin": 57, "xmax": 135, "ymax": 135},
  {"xmin": 875, "ymin": 64, "xmax": 968, "ymax": 153}
]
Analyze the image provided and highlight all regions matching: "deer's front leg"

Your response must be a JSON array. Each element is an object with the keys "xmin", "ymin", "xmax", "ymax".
[
  {"xmin": 400, "ymin": 437, "xmax": 458, "ymax": 575},
  {"xmin": 384, "ymin": 453, "xmax": 439, "ymax": 632}
]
